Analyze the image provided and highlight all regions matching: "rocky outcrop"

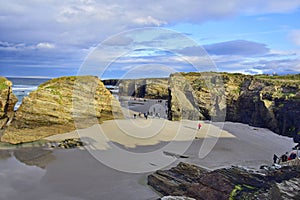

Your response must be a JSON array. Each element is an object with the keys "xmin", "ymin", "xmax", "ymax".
[
  {"xmin": 148, "ymin": 162, "xmax": 300, "ymax": 200},
  {"xmin": 168, "ymin": 72, "xmax": 300, "ymax": 139},
  {"xmin": 1, "ymin": 76, "xmax": 123, "ymax": 144},
  {"xmin": 118, "ymin": 78, "xmax": 169, "ymax": 99},
  {"xmin": 0, "ymin": 77, "xmax": 18, "ymax": 129},
  {"xmin": 168, "ymin": 72, "xmax": 226, "ymax": 121}
]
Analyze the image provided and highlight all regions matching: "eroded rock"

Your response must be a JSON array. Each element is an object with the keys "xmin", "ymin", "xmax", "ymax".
[
  {"xmin": 118, "ymin": 78, "xmax": 169, "ymax": 99},
  {"xmin": 148, "ymin": 162, "xmax": 300, "ymax": 200},
  {"xmin": 168, "ymin": 73, "xmax": 300, "ymax": 139},
  {"xmin": 0, "ymin": 77, "xmax": 18, "ymax": 129},
  {"xmin": 1, "ymin": 76, "xmax": 123, "ymax": 144}
]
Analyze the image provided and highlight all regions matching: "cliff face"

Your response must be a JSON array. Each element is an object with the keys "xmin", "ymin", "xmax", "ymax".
[
  {"xmin": 118, "ymin": 78, "xmax": 169, "ymax": 99},
  {"xmin": 0, "ymin": 77, "xmax": 18, "ymax": 129},
  {"xmin": 168, "ymin": 72, "xmax": 227, "ymax": 121},
  {"xmin": 168, "ymin": 73, "xmax": 300, "ymax": 139},
  {"xmin": 224, "ymin": 74, "xmax": 300, "ymax": 138},
  {"xmin": 1, "ymin": 76, "xmax": 123, "ymax": 144}
]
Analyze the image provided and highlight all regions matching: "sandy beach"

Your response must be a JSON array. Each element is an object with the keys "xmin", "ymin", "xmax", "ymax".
[
  {"xmin": 0, "ymin": 118, "xmax": 295, "ymax": 200},
  {"xmin": 46, "ymin": 118, "xmax": 296, "ymax": 170}
]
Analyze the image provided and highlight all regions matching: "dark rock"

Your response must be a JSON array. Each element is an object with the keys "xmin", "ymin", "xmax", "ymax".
[
  {"xmin": 57, "ymin": 138, "xmax": 84, "ymax": 149},
  {"xmin": 148, "ymin": 162, "xmax": 300, "ymax": 200}
]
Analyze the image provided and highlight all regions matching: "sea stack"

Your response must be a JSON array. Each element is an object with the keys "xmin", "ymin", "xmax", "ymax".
[
  {"xmin": 0, "ymin": 77, "xmax": 18, "ymax": 129},
  {"xmin": 1, "ymin": 76, "xmax": 123, "ymax": 144}
]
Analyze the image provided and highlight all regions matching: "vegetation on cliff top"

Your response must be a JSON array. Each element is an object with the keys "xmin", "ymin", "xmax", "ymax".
[{"xmin": 0, "ymin": 77, "xmax": 9, "ymax": 90}]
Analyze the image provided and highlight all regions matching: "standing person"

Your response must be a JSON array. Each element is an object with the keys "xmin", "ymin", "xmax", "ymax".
[
  {"xmin": 197, "ymin": 122, "xmax": 202, "ymax": 130},
  {"xmin": 273, "ymin": 154, "xmax": 278, "ymax": 163},
  {"xmin": 281, "ymin": 152, "xmax": 288, "ymax": 162}
]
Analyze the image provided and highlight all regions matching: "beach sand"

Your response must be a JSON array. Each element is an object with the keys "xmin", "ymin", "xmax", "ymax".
[
  {"xmin": 46, "ymin": 118, "xmax": 296, "ymax": 170},
  {"xmin": 1, "ymin": 118, "xmax": 296, "ymax": 200}
]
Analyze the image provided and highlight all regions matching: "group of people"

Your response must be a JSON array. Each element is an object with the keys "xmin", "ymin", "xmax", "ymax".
[
  {"xmin": 133, "ymin": 111, "xmax": 167, "ymax": 119},
  {"xmin": 273, "ymin": 151, "xmax": 298, "ymax": 164},
  {"xmin": 133, "ymin": 112, "xmax": 149, "ymax": 119}
]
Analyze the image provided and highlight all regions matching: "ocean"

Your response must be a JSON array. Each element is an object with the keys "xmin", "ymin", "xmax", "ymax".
[{"xmin": 6, "ymin": 77, "xmax": 50, "ymax": 110}]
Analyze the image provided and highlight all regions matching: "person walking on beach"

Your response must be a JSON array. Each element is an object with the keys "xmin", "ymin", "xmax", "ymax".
[{"xmin": 197, "ymin": 122, "xmax": 202, "ymax": 130}]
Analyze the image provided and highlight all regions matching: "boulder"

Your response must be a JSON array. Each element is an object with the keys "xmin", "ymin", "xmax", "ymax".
[
  {"xmin": 1, "ymin": 76, "xmax": 123, "ymax": 144},
  {"xmin": 148, "ymin": 162, "xmax": 300, "ymax": 200},
  {"xmin": 0, "ymin": 77, "xmax": 18, "ymax": 129}
]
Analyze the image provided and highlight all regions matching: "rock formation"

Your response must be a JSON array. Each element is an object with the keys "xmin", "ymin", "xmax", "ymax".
[
  {"xmin": 1, "ymin": 73, "xmax": 299, "ymax": 143},
  {"xmin": 1, "ymin": 76, "xmax": 123, "ymax": 144},
  {"xmin": 148, "ymin": 162, "xmax": 300, "ymax": 200},
  {"xmin": 0, "ymin": 77, "xmax": 18, "ymax": 129},
  {"xmin": 168, "ymin": 72, "xmax": 300, "ymax": 139},
  {"xmin": 118, "ymin": 78, "xmax": 169, "ymax": 99}
]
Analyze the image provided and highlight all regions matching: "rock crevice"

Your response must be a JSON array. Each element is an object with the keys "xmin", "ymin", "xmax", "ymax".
[{"xmin": 0, "ymin": 77, "xmax": 17, "ymax": 130}]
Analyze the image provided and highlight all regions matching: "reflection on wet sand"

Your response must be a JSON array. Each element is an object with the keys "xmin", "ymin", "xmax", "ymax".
[
  {"xmin": 0, "ymin": 147, "xmax": 160, "ymax": 200},
  {"xmin": 0, "ymin": 147, "xmax": 55, "ymax": 166}
]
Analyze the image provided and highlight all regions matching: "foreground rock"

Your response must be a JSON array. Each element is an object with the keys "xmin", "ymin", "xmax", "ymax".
[
  {"xmin": 48, "ymin": 138, "xmax": 84, "ymax": 149},
  {"xmin": 168, "ymin": 73, "xmax": 300, "ymax": 139},
  {"xmin": 1, "ymin": 76, "xmax": 123, "ymax": 144},
  {"xmin": 0, "ymin": 77, "xmax": 17, "ymax": 129},
  {"xmin": 148, "ymin": 162, "xmax": 300, "ymax": 200}
]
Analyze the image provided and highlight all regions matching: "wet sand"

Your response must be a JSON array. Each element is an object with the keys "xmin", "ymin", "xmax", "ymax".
[
  {"xmin": 0, "ymin": 119, "xmax": 296, "ymax": 199},
  {"xmin": 0, "ymin": 149, "xmax": 160, "ymax": 200},
  {"xmin": 46, "ymin": 119, "xmax": 295, "ymax": 170}
]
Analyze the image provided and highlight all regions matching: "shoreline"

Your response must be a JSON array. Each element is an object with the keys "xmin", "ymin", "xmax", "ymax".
[
  {"xmin": 0, "ymin": 119, "xmax": 296, "ymax": 200},
  {"xmin": 1, "ymin": 118, "xmax": 295, "ymax": 170},
  {"xmin": 44, "ymin": 119, "xmax": 295, "ymax": 170}
]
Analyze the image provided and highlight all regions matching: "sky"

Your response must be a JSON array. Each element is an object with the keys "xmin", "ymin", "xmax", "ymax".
[{"xmin": 0, "ymin": 0, "xmax": 300, "ymax": 79}]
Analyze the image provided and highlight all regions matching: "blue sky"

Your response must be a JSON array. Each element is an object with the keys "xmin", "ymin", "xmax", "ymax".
[{"xmin": 0, "ymin": 0, "xmax": 299, "ymax": 79}]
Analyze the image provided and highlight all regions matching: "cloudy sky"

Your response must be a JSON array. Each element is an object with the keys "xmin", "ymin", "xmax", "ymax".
[{"xmin": 0, "ymin": 0, "xmax": 300, "ymax": 78}]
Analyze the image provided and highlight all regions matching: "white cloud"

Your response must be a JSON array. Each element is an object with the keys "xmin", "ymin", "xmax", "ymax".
[
  {"xmin": 1, "ymin": 0, "xmax": 299, "ymax": 48},
  {"xmin": 36, "ymin": 42, "xmax": 55, "ymax": 49},
  {"xmin": 133, "ymin": 16, "xmax": 167, "ymax": 26},
  {"xmin": 1, "ymin": 0, "xmax": 300, "ymax": 77}
]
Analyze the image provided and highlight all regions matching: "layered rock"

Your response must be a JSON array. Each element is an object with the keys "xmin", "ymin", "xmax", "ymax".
[
  {"xmin": 168, "ymin": 72, "xmax": 300, "ymax": 139},
  {"xmin": 118, "ymin": 78, "xmax": 169, "ymax": 99},
  {"xmin": 168, "ymin": 72, "xmax": 226, "ymax": 121},
  {"xmin": 0, "ymin": 77, "xmax": 18, "ymax": 129},
  {"xmin": 148, "ymin": 162, "xmax": 300, "ymax": 200},
  {"xmin": 1, "ymin": 76, "xmax": 123, "ymax": 144}
]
